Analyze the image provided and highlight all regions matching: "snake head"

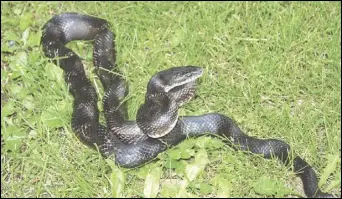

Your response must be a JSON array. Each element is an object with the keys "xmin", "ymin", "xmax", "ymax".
[{"xmin": 149, "ymin": 66, "xmax": 203, "ymax": 93}]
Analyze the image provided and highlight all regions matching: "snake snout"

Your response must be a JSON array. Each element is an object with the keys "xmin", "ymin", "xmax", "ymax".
[{"xmin": 177, "ymin": 66, "xmax": 204, "ymax": 80}]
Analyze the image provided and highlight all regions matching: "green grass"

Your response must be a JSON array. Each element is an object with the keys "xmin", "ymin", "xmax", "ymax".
[{"xmin": 1, "ymin": 1, "xmax": 341, "ymax": 198}]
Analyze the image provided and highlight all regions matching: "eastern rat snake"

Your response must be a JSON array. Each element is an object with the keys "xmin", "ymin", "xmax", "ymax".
[{"xmin": 40, "ymin": 12, "xmax": 335, "ymax": 198}]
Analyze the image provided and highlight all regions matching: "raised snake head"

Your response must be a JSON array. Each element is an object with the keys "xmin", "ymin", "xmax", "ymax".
[{"xmin": 149, "ymin": 66, "xmax": 203, "ymax": 93}]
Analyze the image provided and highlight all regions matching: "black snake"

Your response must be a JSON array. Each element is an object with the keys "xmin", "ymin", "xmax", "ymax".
[{"xmin": 40, "ymin": 12, "xmax": 336, "ymax": 198}]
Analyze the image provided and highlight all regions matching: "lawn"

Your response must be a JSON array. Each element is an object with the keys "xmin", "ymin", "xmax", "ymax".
[{"xmin": 1, "ymin": 1, "xmax": 341, "ymax": 198}]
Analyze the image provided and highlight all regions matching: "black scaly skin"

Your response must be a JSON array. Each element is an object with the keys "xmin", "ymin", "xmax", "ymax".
[{"xmin": 40, "ymin": 12, "xmax": 336, "ymax": 198}]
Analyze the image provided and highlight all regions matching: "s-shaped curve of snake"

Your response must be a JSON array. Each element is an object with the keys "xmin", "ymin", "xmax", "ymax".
[{"xmin": 40, "ymin": 12, "xmax": 336, "ymax": 198}]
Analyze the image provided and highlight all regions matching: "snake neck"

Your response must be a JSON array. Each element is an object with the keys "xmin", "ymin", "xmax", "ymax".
[{"xmin": 136, "ymin": 91, "xmax": 179, "ymax": 138}]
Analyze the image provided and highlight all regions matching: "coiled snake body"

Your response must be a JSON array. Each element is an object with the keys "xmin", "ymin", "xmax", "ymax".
[{"xmin": 41, "ymin": 13, "xmax": 335, "ymax": 198}]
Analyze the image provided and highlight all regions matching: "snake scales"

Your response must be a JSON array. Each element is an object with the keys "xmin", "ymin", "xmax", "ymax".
[{"xmin": 40, "ymin": 12, "xmax": 335, "ymax": 198}]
